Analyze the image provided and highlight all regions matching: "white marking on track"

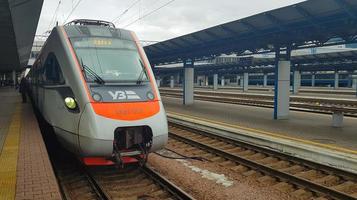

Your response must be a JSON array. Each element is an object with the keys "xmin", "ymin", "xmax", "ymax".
[{"xmin": 178, "ymin": 160, "xmax": 234, "ymax": 187}]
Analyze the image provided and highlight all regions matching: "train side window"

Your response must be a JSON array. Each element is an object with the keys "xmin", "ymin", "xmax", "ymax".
[{"xmin": 44, "ymin": 53, "xmax": 65, "ymax": 85}]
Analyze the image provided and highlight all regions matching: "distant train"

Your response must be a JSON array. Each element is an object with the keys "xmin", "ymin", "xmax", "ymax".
[{"xmin": 28, "ymin": 19, "xmax": 168, "ymax": 166}]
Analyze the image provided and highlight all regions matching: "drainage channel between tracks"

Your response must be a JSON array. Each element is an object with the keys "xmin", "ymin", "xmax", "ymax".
[{"xmin": 168, "ymin": 121, "xmax": 357, "ymax": 200}]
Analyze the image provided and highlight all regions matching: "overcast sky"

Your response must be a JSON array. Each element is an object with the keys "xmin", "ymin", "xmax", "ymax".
[{"xmin": 36, "ymin": 0, "xmax": 305, "ymax": 41}]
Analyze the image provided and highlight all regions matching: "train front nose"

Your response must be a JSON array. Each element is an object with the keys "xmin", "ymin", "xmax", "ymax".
[
  {"xmin": 114, "ymin": 126, "xmax": 153, "ymax": 151},
  {"xmin": 78, "ymin": 103, "xmax": 167, "ymax": 165},
  {"xmin": 79, "ymin": 123, "xmax": 154, "ymax": 165}
]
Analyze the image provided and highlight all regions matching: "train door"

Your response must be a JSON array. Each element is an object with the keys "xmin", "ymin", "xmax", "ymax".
[
  {"xmin": 37, "ymin": 66, "xmax": 45, "ymax": 113},
  {"xmin": 33, "ymin": 64, "xmax": 39, "ymax": 106},
  {"xmin": 43, "ymin": 52, "xmax": 80, "ymax": 153}
]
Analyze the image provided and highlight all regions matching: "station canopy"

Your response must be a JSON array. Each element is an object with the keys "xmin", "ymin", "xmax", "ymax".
[
  {"xmin": 0, "ymin": 0, "xmax": 43, "ymax": 72},
  {"xmin": 144, "ymin": 0, "xmax": 357, "ymax": 66},
  {"xmin": 154, "ymin": 50, "xmax": 357, "ymax": 74}
]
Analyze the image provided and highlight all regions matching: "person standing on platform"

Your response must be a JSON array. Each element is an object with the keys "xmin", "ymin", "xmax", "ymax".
[{"xmin": 19, "ymin": 76, "xmax": 27, "ymax": 103}]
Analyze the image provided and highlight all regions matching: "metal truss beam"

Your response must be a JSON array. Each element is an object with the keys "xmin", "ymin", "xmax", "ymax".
[
  {"xmin": 264, "ymin": 13, "xmax": 285, "ymax": 31},
  {"xmin": 220, "ymin": 25, "xmax": 239, "ymax": 35},
  {"xmin": 293, "ymin": 5, "xmax": 322, "ymax": 29},
  {"xmin": 190, "ymin": 34, "xmax": 207, "ymax": 43},
  {"xmin": 334, "ymin": 0, "xmax": 357, "ymax": 19}
]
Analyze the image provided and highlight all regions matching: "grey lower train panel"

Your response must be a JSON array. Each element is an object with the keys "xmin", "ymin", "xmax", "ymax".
[
  {"xmin": 78, "ymin": 134, "xmax": 168, "ymax": 157},
  {"xmin": 53, "ymin": 127, "xmax": 79, "ymax": 155}
]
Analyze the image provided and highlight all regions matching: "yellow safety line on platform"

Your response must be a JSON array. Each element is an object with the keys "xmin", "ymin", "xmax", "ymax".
[
  {"xmin": 0, "ymin": 105, "xmax": 22, "ymax": 200},
  {"xmin": 167, "ymin": 111, "xmax": 357, "ymax": 155}
]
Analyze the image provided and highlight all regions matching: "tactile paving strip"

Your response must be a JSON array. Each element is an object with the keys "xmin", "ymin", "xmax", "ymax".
[{"xmin": 0, "ymin": 105, "xmax": 21, "ymax": 199}]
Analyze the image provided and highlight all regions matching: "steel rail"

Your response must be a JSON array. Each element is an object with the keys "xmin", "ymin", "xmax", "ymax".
[
  {"xmin": 141, "ymin": 165, "xmax": 195, "ymax": 200},
  {"xmin": 168, "ymin": 122, "xmax": 357, "ymax": 200},
  {"xmin": 82, "ymin": 167, "xmax": 112, "ymax": 200},
  {"xmin": 81, "ymin": 164, "xmax": 194, "ymax": 200},
  {"xmin": 160, "ymin": 88, "xmax": 357, "ymax": 106},
  {"xmin": 160, "ymin": 90, "xmax": 357, "ymax": 115}
]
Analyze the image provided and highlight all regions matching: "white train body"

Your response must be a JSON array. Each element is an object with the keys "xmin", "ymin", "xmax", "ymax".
[{"xmin": 28, "ymin": 20, "xmax": 168, "ymax": 165}]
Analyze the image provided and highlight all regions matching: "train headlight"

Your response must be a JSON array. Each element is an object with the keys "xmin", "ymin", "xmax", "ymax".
[
  {"xmin": 147, "ymin": 92, "xmax": 155, "ymax": 100},
  {"xmin": 92, "ymin": 93, "xmax": 102, "ymax": 102},
  {"xmin": 64, "ymin": 97, "xmax": 77, "ymax": 109}
]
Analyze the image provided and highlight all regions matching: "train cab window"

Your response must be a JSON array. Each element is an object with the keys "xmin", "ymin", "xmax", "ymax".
[{"xmin": 44, "ymin": 53, "xmax": 65, "ymax": 85}]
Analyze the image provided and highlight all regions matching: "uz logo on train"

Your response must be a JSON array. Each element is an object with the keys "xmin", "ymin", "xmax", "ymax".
[{"xmin": 108, "ymin": 90, "xmax": 141, "ymax": 100}]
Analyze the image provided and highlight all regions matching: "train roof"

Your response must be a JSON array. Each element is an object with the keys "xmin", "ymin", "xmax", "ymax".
[{"xmin": 63, "ymin": 19, "xmax": 133, "ymax": 41}]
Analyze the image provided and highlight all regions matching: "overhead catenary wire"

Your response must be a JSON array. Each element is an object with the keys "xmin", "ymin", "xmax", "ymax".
[
  {"xmin": 46, "ymin": 0, "xmax": 61, "ymax": 32},
  {"xmin": 123, "ymin": 0, "xmax": 176, "ymax": 28},
  {"xmin": 111, "ymin": 0, "xmax": 141, "ymax": 24},
  {"xmin": 117, "ymin": 0, "xmax": 164, "ymax": 26},
  {"xmin": 63, "ymin": 0, "xmax": 84, "ymax": 24}
]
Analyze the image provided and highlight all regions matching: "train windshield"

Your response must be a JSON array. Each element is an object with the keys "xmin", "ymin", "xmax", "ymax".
[{"xmin": 70, "ymin": 37, "xmax": 149, "ymax": 83}]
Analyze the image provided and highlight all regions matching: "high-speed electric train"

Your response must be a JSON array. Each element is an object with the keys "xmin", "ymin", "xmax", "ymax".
[{"xmin": 28, "ymin": 19, "xmax": 168, "ymax": 166}]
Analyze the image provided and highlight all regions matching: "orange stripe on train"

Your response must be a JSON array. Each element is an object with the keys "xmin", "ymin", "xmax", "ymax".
[{"xmin": 91, "ymin": 101, "xmax": 160, "ymax": 121}]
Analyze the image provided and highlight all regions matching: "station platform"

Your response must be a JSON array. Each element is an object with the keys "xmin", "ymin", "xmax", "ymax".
[
  {"xmin": 162, "ymin": 96, "xmax": 357, "ymax": 172},
  {"xmin": 194, "ymin": 86, "xmax": 357, "ymax": 99},
  {"xmin": 0, "ymin": 87, "xmax": 62, "ymax": 199},
  {"xmin": 162, "ymin": 96, "xmax": 357, "ymax": 151}
]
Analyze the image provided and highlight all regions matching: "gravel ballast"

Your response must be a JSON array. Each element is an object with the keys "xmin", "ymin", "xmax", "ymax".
[{"xmin": 148, "ymin": 149, "xmax": 297, "ymax": 200}]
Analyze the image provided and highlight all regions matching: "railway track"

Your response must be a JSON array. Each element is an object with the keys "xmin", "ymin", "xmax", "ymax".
[
  {"xmin": 55, "ymin": 159, "xmax": 193, "ymax": 200},
  {"xmin": 168, "ymin": 121, "xmax": 357, "ymax": 200},
  {"xmin": 35, "ymin": 98, "xmax": 193, "ymax": 200},
  {"xmin": 54, "ymin": 158, "xmax": 194, "ymax": 200},
  {"xmin": 195, "ymin": 86, "xmax": 357, "ymax": 96},
  {"xmin": 39, "ymin": 115, "xmax": 193, "ymax": 200},
  {"xmin": 160, "ymin": 88, "xmax": 357, "ymax": 116}
]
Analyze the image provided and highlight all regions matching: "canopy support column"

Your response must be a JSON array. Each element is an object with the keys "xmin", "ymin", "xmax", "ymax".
[
  {"xmin": 156, "ymin": 78, "xmax": 161, "ymax": 88},
  {"xmin": 352, "ymin": 75, "xmax": 357, "ymax": 97},
  {"xmin": 205, "ymin": 76, "xmax": 209, "ymax": 86},
  {"xmin": 334, "ymin": 71, "xmax": 339, "ymax": 89},
  {"xmin": 274, "ymin": 46, "xmax": 291, "ymax": 120},
  {"xmin": 263, "ymin": 73, "xmax": 268, "ymax": 87},
  {"xmin": 183, "ymin": 59, "xmax": 194, "ymax": 105},
  {"xmin": 243, "ymin": 72, "xmax": 249, "ymax": 92},
  {"xmin": 293, "ymin": 70, "xmax": 301, "ymax": 94},
  {"xmin": 213, "ymin": 74, "xmax": 218, "ymax": 90},
  {"xmin": 221, "ymin": 76, "xmax": 225, "ymax": 86},
  {"xmin": 12, "ymin": 70, "xmax": 16, "ymax": 87},
  {"xmin": 170, "ymin": 76, "xmax": 174, "ymax": 88},
  {"xmin": 176, "ymin": 73, "xmax": 180, "ymax": 85}
]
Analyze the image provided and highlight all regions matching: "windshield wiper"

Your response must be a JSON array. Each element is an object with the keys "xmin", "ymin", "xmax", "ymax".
[
  {"xmin": 80, "ymin": 58, "xmax": 105, "ymax": 85},
  {"xmin": 136, "ymin": 59, "xmax": 148, "ymax": 85}
]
